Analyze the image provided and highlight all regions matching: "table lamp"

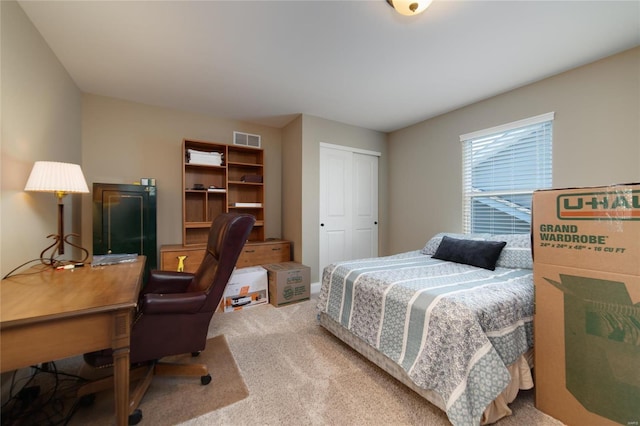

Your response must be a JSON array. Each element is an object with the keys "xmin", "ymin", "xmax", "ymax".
[{"xmin": 24, "ymin": 161, "xmax": 90, "ymax": 264}]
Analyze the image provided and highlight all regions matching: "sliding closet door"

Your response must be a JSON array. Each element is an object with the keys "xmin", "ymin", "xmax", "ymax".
[
  {"xmin": 319, "ymin": 146, "xmax": 352, "ymax": 269},
  {"xmin": 319, "ymin": 144, "xmax": 378, "ymax": 271},
  {"xmin": 352, "ymin": 152, "xmax": 378, "ymax": 260}
]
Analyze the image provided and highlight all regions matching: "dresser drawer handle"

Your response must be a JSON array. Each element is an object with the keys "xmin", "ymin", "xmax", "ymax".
[
  {"xmin": 244, "ymin": 250, "xmax": 255, "ymax": 253},
  {"xmin": 271, "ymin": 248, "xmax": 281, "ymax": 251}
]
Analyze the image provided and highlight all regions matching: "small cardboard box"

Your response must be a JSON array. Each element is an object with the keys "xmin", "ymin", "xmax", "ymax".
[
  {"xmin": 221, "ymin": 266, "xmax": 268, "ymax": 312},
  {"xmin": 532, "ymin": 183, "xmax": 640, "ymax": 426},
  {"xmin": 263, "ymin": 262, "xmax": 310, "ymax": 307}
]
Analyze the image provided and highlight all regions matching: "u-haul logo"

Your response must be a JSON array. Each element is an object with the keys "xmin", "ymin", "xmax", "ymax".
[{"xmin": 557, "ymin": 189, "xmax": 640, "ymax": 220}]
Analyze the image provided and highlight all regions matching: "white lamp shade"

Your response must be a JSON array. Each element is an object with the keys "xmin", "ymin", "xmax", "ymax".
[
  {"xmin": 389, "ymin": 0, "xmax": 433, "ymax": 16},
  {"xmin": 24, "ymin": 161, "xmax": 90, "ymax": 194}
]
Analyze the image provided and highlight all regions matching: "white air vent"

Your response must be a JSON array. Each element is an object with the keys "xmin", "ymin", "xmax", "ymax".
[{"xmin": 233, "ymin": 131, "xmax": 261, "ymax": 148}]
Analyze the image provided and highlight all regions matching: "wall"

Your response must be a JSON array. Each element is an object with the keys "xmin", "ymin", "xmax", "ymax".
[
  {"xmin": 281, "ymin": 115, "xmax": 303, "ymax": 261},
  {"xmin": 388, "ymin": 47, "xmax": 640, "ymax": 254},
  {"xmin": 81, "ymin": 94, "xmax": 283, "ymax": 254},
  {"xmin": 290, "ymin": 115, "xmax": 388, "ymax": 282},
  {"xmin": 1, "ymin": 0, "xmax": 83, "ymax": 277}
]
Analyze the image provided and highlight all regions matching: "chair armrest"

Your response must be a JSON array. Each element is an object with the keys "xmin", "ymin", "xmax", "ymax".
[
  {"xmin": 140, "ymin": 292, "xmax": 207, "ymax": 315},
  {"xmin": 143, "ymin": 270, "xmax": 194, "ymax": 294}
]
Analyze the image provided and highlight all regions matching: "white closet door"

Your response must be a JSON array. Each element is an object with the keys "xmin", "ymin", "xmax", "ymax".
[
  {"xmin": 319, "ymin": 146, "xmax": 352, "ymax": 269},
  {"xmin": 352, "ymin": 152, "xmax": 378, "ymax": 260},
  {"xmin": 319, "ymin": 145, "xmax": 378, "ymax": 272}
]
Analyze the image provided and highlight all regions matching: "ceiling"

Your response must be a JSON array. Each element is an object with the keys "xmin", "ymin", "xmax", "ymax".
[{"xmin": 18, "ymin": 0, "xmax": 640, "ymax": 133}]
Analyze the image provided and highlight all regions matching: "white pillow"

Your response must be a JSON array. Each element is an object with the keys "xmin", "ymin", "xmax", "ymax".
[
  {"xmin": 487, "ymin": 234, "xmax": 533, "ymax": 269},
  {"xmin": 421, "ymin": 232, "xmax": 490, "ymax": 255}
]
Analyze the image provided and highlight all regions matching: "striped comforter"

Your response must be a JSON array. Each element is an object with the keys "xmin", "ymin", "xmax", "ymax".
[{"xmin": 317, "ymin": 251, "xmax": 534, "ymax": 426}]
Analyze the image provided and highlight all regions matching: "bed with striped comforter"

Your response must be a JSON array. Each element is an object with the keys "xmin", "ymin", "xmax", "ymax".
[{"xmin": 316, "ymin": 242, "xmax": 534, "ymax": 426}]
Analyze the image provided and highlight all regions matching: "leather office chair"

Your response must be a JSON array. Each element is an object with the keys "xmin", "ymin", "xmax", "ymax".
[{"xmin": 78, "ymin": 213, "xmax": 255, "ymax": 425}]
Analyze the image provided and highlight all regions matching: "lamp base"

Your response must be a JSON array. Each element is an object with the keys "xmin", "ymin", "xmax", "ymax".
[{"xmin": 40, "ymin": 233, "xmax": 89, "ymax": 266}]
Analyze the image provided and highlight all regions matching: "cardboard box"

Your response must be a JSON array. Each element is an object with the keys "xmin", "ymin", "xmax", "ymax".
[
  {"xmin": 532, "ymin": 184, "xmax": 640, "ymax": 426},
  {"xmin": 221, "ymin": 266, "xmax": 268, "ymax": 312},
  {"xmin": 263, "ymin": 262, "xmax": 310, "ymax": 307}
]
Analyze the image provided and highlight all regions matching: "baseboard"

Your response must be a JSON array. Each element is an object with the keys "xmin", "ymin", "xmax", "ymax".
[{"xmin": 310, "ymin": 281, "xmax": 321, "ymax": 296}]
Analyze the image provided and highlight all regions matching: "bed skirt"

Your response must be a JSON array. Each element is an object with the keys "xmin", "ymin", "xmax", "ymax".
[{"xmin": 318, "ymin": 311, "xmax": 534, "ymax": 425}]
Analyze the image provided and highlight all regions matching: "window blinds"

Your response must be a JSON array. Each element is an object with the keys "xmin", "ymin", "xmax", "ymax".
[{"xmin": 461, "ymin": 113, "xmax": 553, "ymax": 234}]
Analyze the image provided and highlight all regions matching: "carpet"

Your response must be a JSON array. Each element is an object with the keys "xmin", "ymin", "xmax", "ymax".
[
  {"xmin": 3, "ymin": 297, "xmax": 565, "ymax": 425},
  {"xmin": 68, "ymin": 334, "xmax": 248, "ymax": 425},
  {"xmin": 181, "ymin": 296, "xmax": 565, "ymax": 426}
]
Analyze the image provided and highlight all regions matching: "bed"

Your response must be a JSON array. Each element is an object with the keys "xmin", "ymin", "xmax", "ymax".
[{"xmin": 316, "ymin": 233, "xmax": 535, "ymax": 426}]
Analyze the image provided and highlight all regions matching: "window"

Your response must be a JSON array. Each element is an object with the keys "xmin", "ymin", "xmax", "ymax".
[{"xmin": 461, "ymin": 112, "xmax": 553, "ymax": 234}]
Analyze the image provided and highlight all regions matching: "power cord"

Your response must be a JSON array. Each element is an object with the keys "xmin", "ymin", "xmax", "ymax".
[
  {"xmin": 0, "ymin": 256, "xmax": 86, "ymax": 279},
  {"xmin": 2, "ymin": 259, "xmax": 55, "ymax": 280},
  {"xmin": 1, "ymin": 362, "xmax": 88, "ymax": 425}
]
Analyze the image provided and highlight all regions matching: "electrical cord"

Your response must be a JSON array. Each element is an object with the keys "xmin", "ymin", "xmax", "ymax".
[
  {"xmin": 1, "ymin": 366, "xmax": 37, "ymax": 410},
  {"xmin": 2, "ymin": 259, "xmax": 55, "ymax": 280},
  {"xmin": 0, "ymin": 255, "xmax": 87, "ymax": 279},
  {"xmin": 1, "ymin": 361, "xmax": 90, "ymax": 426}
]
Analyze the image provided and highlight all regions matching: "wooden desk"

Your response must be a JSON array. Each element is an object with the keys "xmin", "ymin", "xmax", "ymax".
[{"xmin": 0, "ymin": 257, "xmax": 145, "ymax": 426}]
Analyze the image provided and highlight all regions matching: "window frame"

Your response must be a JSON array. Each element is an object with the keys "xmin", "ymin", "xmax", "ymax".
[{"xmin": 460, "ymin": 112, "xmax": 554, "ymax": 234}]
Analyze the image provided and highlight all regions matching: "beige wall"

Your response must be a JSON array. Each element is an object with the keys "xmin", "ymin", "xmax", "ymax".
[
  {"xmin": 281, "ymin": 115, "xmax": 303, "ymax": 261},
  {"xmin": 1, "ymin": 0, "xmax": 83, "ymax": 277},
  {"xmin": 388, "ymin": 47, "xmax": 640, "ymax": 255},
  {"xmin": 296, "ymin": 115, "xmax": 388, "ymax": 282},
  {"xmin": 81, "ymin": 94, "xmax": 284, "ymax": 258}
]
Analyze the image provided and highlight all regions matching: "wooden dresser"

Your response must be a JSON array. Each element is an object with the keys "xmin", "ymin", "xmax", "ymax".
[{"xmin": 160, "ymin": 239, "xmax": 291, "ymax": 273}]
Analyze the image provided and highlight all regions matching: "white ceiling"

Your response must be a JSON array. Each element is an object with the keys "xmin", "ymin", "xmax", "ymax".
[{"xmin": 18, "ymin": 0, "xmax": 640, "ymax": 133}]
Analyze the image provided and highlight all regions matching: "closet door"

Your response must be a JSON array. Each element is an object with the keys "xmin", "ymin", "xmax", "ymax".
[
  {"xmin": 352, "ymin": 152, "xmax": 378, "ymax": 260},
  {"xmin": 319, "ymin": 145, "xmax": 378, "ymax": 271},
  {"xmin": 319, "ymin": 146, "xmax": 352, "ymax": 269}
]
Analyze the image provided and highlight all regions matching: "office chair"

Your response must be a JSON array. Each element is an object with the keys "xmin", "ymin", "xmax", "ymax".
[{"xmin": 78, "ymin": 213, "xmax": 255, "ymax": 425}]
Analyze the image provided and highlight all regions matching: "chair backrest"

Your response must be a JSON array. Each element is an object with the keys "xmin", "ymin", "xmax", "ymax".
[{"xmin": 188, "ymin": 213, "xmax": 255, "ymax": 312}]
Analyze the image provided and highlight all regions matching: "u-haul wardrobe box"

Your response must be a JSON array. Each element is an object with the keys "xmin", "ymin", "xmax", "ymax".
[{"xmin": 532, "ymin": 183, "xmax": 639, "ymax": 426}]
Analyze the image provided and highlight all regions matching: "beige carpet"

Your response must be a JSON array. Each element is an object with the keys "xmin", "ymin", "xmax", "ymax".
[
  {"xmin": 178, "ymin": 295, "xmax": 565, "ymax": 426},
  {"xmin": 69, "ymin": 334, "xmax": 248, "ymax": 425}
]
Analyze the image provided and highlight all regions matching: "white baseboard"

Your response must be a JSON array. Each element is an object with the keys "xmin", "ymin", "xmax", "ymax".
[{"xmin": 310, "ymin": 281, "xmax": 321, "ymax": 296}]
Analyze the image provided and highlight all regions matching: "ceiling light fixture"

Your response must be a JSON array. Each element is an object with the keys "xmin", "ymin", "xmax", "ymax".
[{"xmin": 386, "ymin": 0, "xmax": 433, "ymax": 16}]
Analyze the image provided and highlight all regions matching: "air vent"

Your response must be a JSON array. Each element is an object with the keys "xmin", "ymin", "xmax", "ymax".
[{"xmin": 233, "ymin": 131, "xmax": 261, "ymax": 148}]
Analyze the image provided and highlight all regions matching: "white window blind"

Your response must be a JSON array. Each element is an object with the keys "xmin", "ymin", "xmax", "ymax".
[{"xmin": 461, "ymin": 113, "xmax": 553, "ymax": 234}]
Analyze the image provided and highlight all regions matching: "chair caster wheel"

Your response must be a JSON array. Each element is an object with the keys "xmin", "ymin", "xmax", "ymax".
[
  {"xmin": 201, "ymin": 374, "xmax": 212, "ymax": 385},
  {"xmin": 128, "ymin": 408, "xmax": 143, "ymax": 425},
  {"xmin": 79, "ymin": 394, "xmax": 96, "ymax": 407}
]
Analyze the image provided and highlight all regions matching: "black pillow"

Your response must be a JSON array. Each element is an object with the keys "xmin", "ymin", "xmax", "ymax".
[{"xmin": 432, "ymin": 236, "xmax": 507, "ymax": 270}]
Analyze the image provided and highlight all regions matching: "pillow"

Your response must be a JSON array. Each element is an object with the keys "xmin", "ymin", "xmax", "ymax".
[
  {"xmin": 487, "ymin": 233, "xmax": 530, "ymax": 248},
  {"xmin": 487, "ymin": 234, "xmax": 533, "ymax": 269},
  {"xmin": 432, "ymin": 236, "xmax": 507, "ymax": 270},
  {"xmin": 421, "ymin": 232, "xmax": 490, "ymax": 255}
]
